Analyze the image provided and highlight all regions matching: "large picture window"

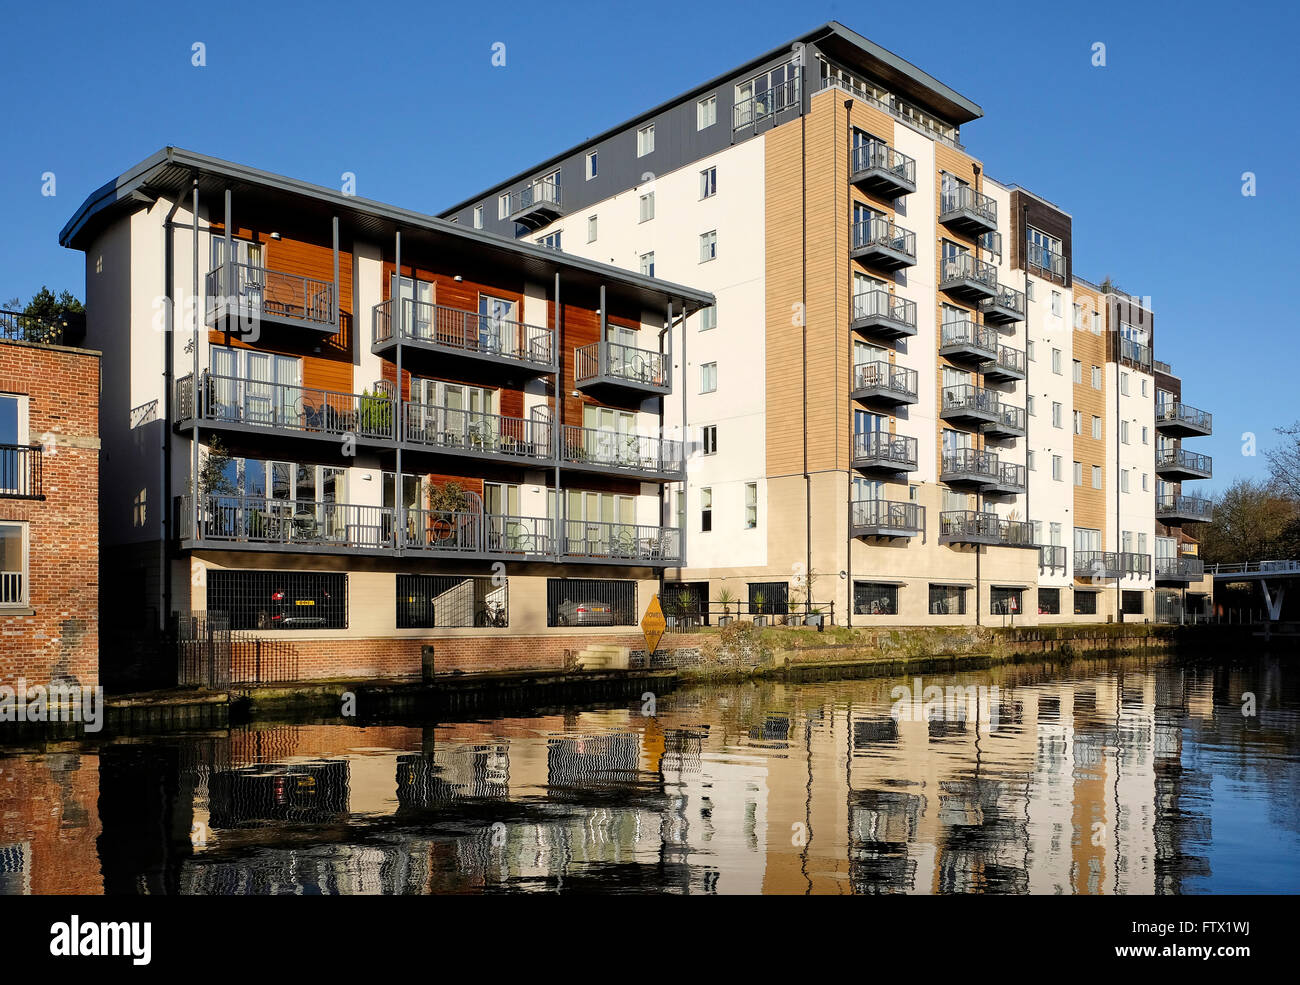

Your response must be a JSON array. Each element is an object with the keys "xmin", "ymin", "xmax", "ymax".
[{"xmin": 207, "ymin": 570, "xmax": 347, "ymax": 630}]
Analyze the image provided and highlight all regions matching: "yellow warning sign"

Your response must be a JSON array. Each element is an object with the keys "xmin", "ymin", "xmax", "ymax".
[{"xmin": 641, "ymin": 594, "xmax": 666, "ymax": 654}]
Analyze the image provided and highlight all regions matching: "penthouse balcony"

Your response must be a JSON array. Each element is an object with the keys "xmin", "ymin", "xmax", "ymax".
[
  {"xmin": 1156, "ymin": 401, "xmax": 1213, "ymax": 438},
  {"xmin": 175, "ymin": 372, "xmax": 398, "ymax": 449},
  {"xmin": 938, "ymin": 186, "xmax": 998, "ymax": 236},
  {"xmin": 940, "ymin": 448, "xmax": 1000, "ymax": 486},
  {"xmin": 983, "ymin": 402, "xmax": 1027, "ymax": 440},
  {"xmin": 373, "ymin": 298, "xmax": 555, "ymax": 376},
  {"xmin": 1119, "ymin": 337, "xmax": 1152, "ymax": 371},
  {"xmin": 986, "ymin": 460, "xmax": 1027, "ymax": 494},
  {"xmin": 1025, "ymin": 242, "xmax": 1068, "ymax": 281},
  {"xmin": 177, "ymin": 494, "xmax": 682, "ymax": 566},
  {"xmin": 0, "ymin": 444, "xmax": 43, "ymax": 500},
  {"xmin": 205, "ymin": 262, "xmax": 337, "ymax": 335},
  {"xmin": 1156, "ymin": 493, "xmax": 1214, "ymax": 525},
  {"xmin": 849, "ymin": 142, "xmax": 917, "ymax": 199},
  {"xmin": 1, "ymin": 309, "xmax": 67, "ymax": 346},
  {"xmin": 979, "ymin": 284, "xmax": 1026, "ymax": 324},
  {"xmin": 559, "ymin": 425, "xmax": 685, "ymax": 481},
  {"xmin": 1155, "ymin": 556, "xmax": 1206, "ymax": 584},
  {"xmin": 939, "ymin": 320, "xmax": 997, "ymax": 364},
  {"xmin": 1074, "ymin": 551, "xmax": 1151, "ymax": 580},
  {"xmin": 938, "ymin": 254, "xmax": 999, "ymax": 300},
  {"xmin": 852, "ymin": 431, "xmax": 918, "ymax": 474},
  {"xmin": 940, "ymin": 384, "xmax": 1000, "ymax": 427},
  {"xmin": 506, "ymin": 179, "xmax": 564, "ymax": 230},
  {"xmin": 983, "ymin": 345, "xmax": 1026, "ymax": 383},
  {"xmin": 850, "ymin": 290, "xmax": 917, "ymax": 340},
  {"xmin": 851, "ymin": 360, "xmax": 918, "ymax": 406},
  {"xmin": 402, "ymin": 404, "xmax": 553, "ymax": 466},
  {"xmin": 1156, "ymin": 447, "xmax": 1212, "ymax": 481},
  {"xmin": 938, "ymin": 510, "xmax": 1035, "ymax": 548},
  {"xmin": 574, "ymin": 340, "xmax": 669, "ymax": 398},
  {"xmin": 851, "ymin": 499, "xmax": 924, "ymax": 539},
  {"xmin": 1039, "ymin": 545, "xmax": 1067, "ymax": 573},
  {"xmin": 851, "ymin": 218, "xmax": 917, "ymax": 271}
]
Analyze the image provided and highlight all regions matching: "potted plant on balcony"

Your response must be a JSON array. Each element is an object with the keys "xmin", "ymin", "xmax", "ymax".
[
  {"xmin": 358, "ymin": 388, "xmax": 393, "ymax": 438},
  {"xmin": 717, "ymin": 588, "xmax": 736, "ymax": 627},
  {"xmin": 752, "ymin": 590, "xmax": 767, "ymax": 627},
  {"xmin": 427, "ymin": 482, "xmax": 470, "ymax": 544}
]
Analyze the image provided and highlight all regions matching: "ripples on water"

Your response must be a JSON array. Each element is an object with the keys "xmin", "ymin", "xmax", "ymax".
[{"xmin": 1, "ymin": 652, "xmax": 1297, "ymax": 894}]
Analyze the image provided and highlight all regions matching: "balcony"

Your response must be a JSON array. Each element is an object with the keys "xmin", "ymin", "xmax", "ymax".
[
  {"xmin": 559, "ymin": 425, "xmax": 685, "ymax": 481},
  {"xmin": 1156, "ymin": 447, "xmax": 1212, "ymax": 481},
  {"xmin": 1039, "ymin": 545, "xmax": 1067, "ymax": 573},
  {"xmin": 979, "ymin": 284, "xmax": 1026, "ymax": 324},
  {"xmin": 940, "ymin": 448, "xmax": 1000, "ymax": 486},
  {"xmin": 0, "ymin": 445, "xmax": 43, "ymax": 500},
  {"xmin": 373, "ymin": 299, "xmax": 555, "ymax": 376},
  {"xmin": 403, "ymin": 404, "xmax": 553, "ymax": 466},
  {"xmin": 938, "ymin": 254, "xmax": 999, "ymax": 300},
  {"xmin": 1156, "ymin": 493, "xmax": 1214, "ymax": 525},
  {"xmin": 938, "ymin": 186, "xmax": 998, "ymax": 236},
  {"xmin": 506, "ymin": 180, "xmax": 564, "ymax": 230},
  {"xmin": 939, "ymin": 320, "xmax": 997, "ymax": 364},
  {"xmin": 179, "ymin": 494, "xmax": 401, "ymax": 555},
  {"xmin": 851, "ymin": 499, "xmax": 924, "ymax": 538},
  {"xmin": 939, "ymin": 511, "xmax": 1035, "ymax": 547},
  {"xmin": 1025, "ymin": 242, "xmax": 1067, "ymax": 281},
  {"xmin": 940, "ymin": 384, "xmax": 1001, "ymax": 427},
  {"xmin": 983, "ymin": 402, "xmax": 1027, "ymax": 439},
  {"xmin": 852, "ymin": 431, "xmax": 918, "ymax": 473},
  {"xmin": 983, "ymin": 345, "xmax": 1026, "ymax": 383},
  {"xmin": 1119, "ymin": 338, "xmax": 1152, "ymax": 371},
  {"xmin": 205, "ymin": 262, "xmax": 337, "ymax": 335},
  {"xmin": 851, "ymin": 218, "xmax": 917, "ymax": 271},
  {"xmin": 851, "ymin": 290, "xmax": 917, "ymax": 340},
  {"xmin": 1156, "ymin": 401, "xmax": 1213, "ymax": 438},
  {"xmin": 574, "ymin": 340, "xmax": 669, "ymax": 397},
  {"xmin": 175, "ymin": 372, "xmax": 398, "ymax": 449},
  {"xmin": 1074, "ymin": 551, "xmax": 1150, "ymax": 580},
  {"xmin": 851, "ymin": 361, "xmax": 918, "ymax": 406},
  {"xmin": 1123, "ymin": 552, "xmax": 1152, "ymax": 578},
  {"xmin": 987, "ymin": 460, "xmax": 1027, "ymax": 494},
  {"xmin": 558, "ymin": 519, "xmax": 681, "ymax": 565},
  {"xmin": 1, "ymin": 309, "xmax": 65, "ymax": 346},
  {"xmin": 849, "ymin": 142, "xmax": 917, "ymax": 199},
  {"xmin": 1155, "ymin": 556, "xmax": 1206, "ymax": 584}
]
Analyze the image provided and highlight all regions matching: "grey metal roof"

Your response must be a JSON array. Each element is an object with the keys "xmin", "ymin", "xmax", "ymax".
[{"xmin": 58, "ymin": 147, "xmax": 714, "ymax": 316}]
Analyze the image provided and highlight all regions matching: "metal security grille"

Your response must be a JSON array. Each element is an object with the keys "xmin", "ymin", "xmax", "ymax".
[
  {"xmin": 1121, "ymin": 590, "xmax": 1145, "ymax": 615},
  {"xmin": 207, "ymin": 571, "xmax": 347, "ymax": 630},
  {"xmin": 1074, "ymin": 590, "xmax": 1099, "ymax": 615},
  {"xmin": 854, "ymin": 582, "xmax": 898, "ymax": 615},
  {"xmin": 546, "ymin": 578, "xmax": 637, "ymax": 627},
  {"xmin": 1038, "ymin": 588, "xmax": 1061, "ymax": 615},
  {"xmin": 990, "ymin": 587, "xmax": 1022, "ymax": 615},
  {"xmin": 929, "ymin": 584, "xmax": 967, "ymax": 615},
  {"xmin": 746, "ymin": 581, "xmax": 789, "ymax": 615},
  {"xmin": 396, "ymin": 574, "xmax": 507, "ymax": 628}
]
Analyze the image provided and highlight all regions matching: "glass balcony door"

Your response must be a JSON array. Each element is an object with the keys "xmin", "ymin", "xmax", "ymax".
[
  {"xmin": 210, "ymin": 346, "xmax": 302, "ymax": 428},
  {"xmin": 397, "ymin": 277, "xmax": 435, "ymax": 340},
  {"xmin": 479, "ymin": 294, "xmax": 517, "ymax": 353}
]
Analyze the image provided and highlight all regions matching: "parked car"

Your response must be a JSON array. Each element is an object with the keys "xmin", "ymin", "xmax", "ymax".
[
  {"xmin": 270, "ymin": 585, "xmax": 332, "ymax": 628},
  {"xmin": 556, "ymin": 599, "xmax": 615, "ymax": 626}
]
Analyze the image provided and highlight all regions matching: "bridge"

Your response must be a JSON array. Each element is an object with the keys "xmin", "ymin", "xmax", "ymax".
[{"xmin": 1206, "ymin": 560, "xmax": 1300, "ymax": 625}]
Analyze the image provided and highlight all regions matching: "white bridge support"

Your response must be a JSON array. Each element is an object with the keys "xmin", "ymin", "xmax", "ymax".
[{"xmin": 1260, "ymin": 580, "xmax": 1287, "ymax": 622}]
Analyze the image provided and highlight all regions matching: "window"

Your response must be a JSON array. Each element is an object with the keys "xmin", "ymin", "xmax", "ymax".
[
  {"xmin": 1038, "ymin": 588, "xmax": 1060, "ymax": 615},
  {"xmin": 587, "ymin": 215, "xmax": 598, "ymax": 243},
  {"xmin": 0, "ymin": 521, "xmax": 28, "ymax": 606},
  {"xmin": 639, "ymin": 192, "xmax": 655, "ymax": 223},
  {"xmin": 1051, "ymin": 455, "xmax": 1062, "ymax": 481},
  {"xmin": 929, "ymin": 584, "xmax": 967, "ymax": 615},
  {"xmin": 1141, "ymin": 379, "xmax": 1148, "ymax": 397},
  {"xmin": 1027, "ymin": 450, "xmax": 1036, "ymax": 471},
  {"xmin": 547, "ymin": 578, "xmax": 637, "ymax": 627},
  {"xmin": 537, "ymin": 231, "xmax": 562, "ymax": 250},
  {"xmin": 1141, "ymin": 425, "xmax": 1149, "ymax": 445},
  {"xmin": 585, "ymin": 150, "xmax": 598, "ymax": 180},
  {"xmin": 1051, "ymin": 348, "xmax": 1062, "ymax": 374},
  {"xmin": 1121, "ymin": 591, "xmax": 1145, "ymax": 616},
  {"xmin": 1091, "ymin": 365, "xmax": 1102, "ymax": 389},
  {"xmin": 1120, "ymin": 469, "xmax": 1130, "ymax": 493},
  {"xmin": 1026, "ymin": 394, "xmax": 1035, "ymax": 417},
  {"xmin": 700, "ymin": 487, "xmax": 713, "ymax": 532},
  {"xmin": 1092, "ymin": 415, "xmax": 1102, "ymax": 439},
  {"xmin": 1051, "ymin": 401, "xmax": 1062, "ymax": 428},
  {"xmin": 1092, "ymin": 465, "xmax": 1102, "ymax": 489},
  {"xmin": 734, "ymin": 61, "xmax": 798, "ymax": 127},
  {"xmin": 701, "ymin": 424, "xmax": 718, "ymax": 455},
  {"xmin": 747, "ymin": 581, "xmax": 789, "ymax": 616},
  {"xmin": 700, "ymin": 166, "xmax": 717, "ymax": 199},
  {"xmin": 1027, "ymin": 340, "xmax": 1036, "ymax": 361},
  {"xmin": 1120, "ymin": 372, "xmax": 1130, "ymax": 396},
  {"xmin": 990, "ymin": 587, "xmax": 1022, "ymax": 615},
  {"xmin": 1142, "ymin": 472, "xmax": 1149, "ymax": 491},
  {"xmin": 697, "ymin": 95, "xmax": 717, "ymax": 130},
  {"xmin": 637, "ymin": 124, "xmax": 655, "ymax": 157},
  {"xmin": 1072, "ymin": 304, "xmax": 1083, "ymax": 329},
  {"xmin": 1120, "ymin": 420, "xmax": 1130, "ymax": 444},
  {"xmin": 472, "ymin": 205, "xmax": 483, "ymax": 229},
  {"xmin": 700, "ymin": 362, "xmax": 717, "ymax": 393},
  {"xmin": 640, "ymin": 252, "xmax": 655, "ymax": 277},
  {"xmin": 1072, "ymin": 359, "xmax": 1082, "ymax": 384},
  {"xmin": 1051, "ymin": 291, "xmax": 1062, "ymax": 316},
  {"xmin": 854, "ymin": 582, "xmax": 898, "ymax": 615},
  {"xmin": 1074, "ymin": 590, "xmax": 1098, "ymax": 615},
  {"xmin": 498, "ymin": 193, "xmax": 509, "ymax": 220},
  {"xmin": 1073, "ymin": 461, "xmax": 1083, "ymax": 486},
  {"xmin": 699, "ymin": 230, "xmax": 718, "ymax": 262},
  {"xmin": 744, "ymin": 483, "xmax": 758, "ymax": 529},
  {"xmin": 397, "ymin": 575, "xmax": 504, "ymax": 628},
  {"xmin": 207, "ymin": 570, "xmax": 347, "ymax": 631},
  {"xmin": 699, "ymin": 305, "xmax": 717, "ymax": 331},
  {"xmin": 1073, "ymin": 410, "xmax": 1082, "ymax": 435}
]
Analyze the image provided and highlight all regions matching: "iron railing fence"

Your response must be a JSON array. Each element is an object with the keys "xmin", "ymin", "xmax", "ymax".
[
  {"xmin": 0, "ymin": 444, "xmax": 42, "ymax": 499},
  {"xmin": 1025, "ymin": 241, "xmax": 1068, "ymax": 279},
  {"xmin": 992, "ymin": 345, "xmax": 1026, "ymax": 376},
  {"xmin": 176, "ymin": 610, "xmax": 232, "ymax": 688},
  {"xmin": 0, "ymin": 309, "xmax": 64, "ymax": 345},
  {"xmin": 942, "ymin": 383, "xmax": 1001, "ymax": 416},
  {"xmin": 560, "ymin": 519, "xmax": 681, "ymax": 563},
  {"xmin": 941, "ymin": 448, "xmax": 1001, "ymax": 480},
  {"xmin": 980, "ymin": 284, "xmax": 1026, "ymax": 317},
  {"xmin": 372, "ymin": 297, "xmax": 554, "ymax": 367},
  {"xmin": 205, "ymin": 570, "xmax": 348, "ymax": 631},
  {"xmin": 1039, "ymin": 545, "xmax": 1067, "ymax": 571}
]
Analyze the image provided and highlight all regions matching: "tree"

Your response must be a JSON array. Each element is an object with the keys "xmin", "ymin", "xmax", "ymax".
[
  {"xmin": 1266, "ymin": 421, "xmax": 1300, "ymax": 501},
  {"xmin": 1198, "ymin": 477, "xmax": 1299, "ymax": 564},
  {"xmin": 16, "ymin": 286, "xmax": 84, "ymax": 323}
]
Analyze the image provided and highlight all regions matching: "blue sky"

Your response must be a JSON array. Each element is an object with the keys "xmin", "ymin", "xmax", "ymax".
[{"xmin": 1, "ymin": 0, "xmax": 1296, "ymax": 488}]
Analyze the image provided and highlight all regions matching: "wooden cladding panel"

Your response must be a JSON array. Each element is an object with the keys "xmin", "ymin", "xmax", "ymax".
[{"xmin": 1071, "ymin": 280, "xmax": 1108, "ymax": 530}]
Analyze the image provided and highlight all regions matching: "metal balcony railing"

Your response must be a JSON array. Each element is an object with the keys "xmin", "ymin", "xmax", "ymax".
[
  {"xmin": 1122, "ymin": 552, "xmax": 1152, "ymax": 577},
  {"xmin": 177, "ymin": 372, "xmax": 397, "ymax": 442},
  {"xmin": 990, "ymin": 345, "xmax": 1026, "ymax": 377},
  {"xmin": 180, "ymin": 494, "xmax": 396, "ymax": 550},
  {"xmin": 939, "ymin": 253, "xmax": 999, "ymax": 291},
  {"xmin": 985, "ymin": 403, "xmax": 1027, "ymax": 436},
  {"xmin": 404, "ymin": 404, "xmax": 552, "ymax": 461},
  {"xmin": 941, "ymin": 448, "xmax": 1001, "ymax": 482},
  {"xmin": 939, "ymin": 185, "xmax": 997, "ymax": 226},
  {"xmin": 940, "ymin": 320, "xmax": 998, "ymax": 359},
  {"xmin": 206, "ymin": 262, "xmax": 336, "ymax": 330},
  {"xmin": 733, "ymin": 77, "xmax": 801, "ymax": 130},
  {"xmin": 560, "ymin": 425, "xmax": 684, "ymax": 475},
  {"xmin": 1120, "ymin": 337, "xmax": 1152, "ymax": 369},
  {"xmin": 1156, "ymin": 494, "xmax": 1214, "ymax": 521},
  {"xmin": 1157, "ymin": 447, "xmax": 1213, "ymax": 477},
  {"xmin": 0, "ymin": 309, "xmax": 64, "ymax": 346},
  {"xmin": 851, "ymin": 360, "xmax": 918, "ymax": 402},
  {"xmin": 851, "ymin": 498, "xmax": 924, "ymax": 535},
  {"xmin": 1025, "ymin": 241, "xmax": 1067, "ymax": 279},
  {"xmin": 1157, "ymin": 401, "xmax": 1213, "ymax": 433},
  {"xmin": 1156, "ymin": 556, "xmax": 1205, "ymax": 580},
  {"xmin": 574, "ymin": 340, "xmax": 668, "ymax": 391},
  {"xmin": 939, "ymin": 510, "xmax": 1033, "ymax": 546},
  {"xmin": 1075, "ymin": 551, "xmax": 1123, "ymax": 578},
  {"xmin": 373, "ymin": 298, "xmax": 555, "ymax": 369},
  {"xmin": 850, "ymin": 142, "xmax": 917, "ymax": 189},
  {"xmin": 979, "ymin": 284, "xmax": 1026, "ymax": 320},
  {"xmin": 852, "ymin": 290, "xmax": 917, "ymax": 333},
  {"xmin": 0, "ymin": 444, "xmax": 43, "ymax": 499},
  {"xmin": 506, "ymin": 180, "xmax": 562, "ymax": 218},
  {"xmin": 851, "ymin": 217, "xmax": 917, "ymax": 262},
  {"xmin": 1039, "ymin": 545, "xmax": 1067, "ymax": 571},
  {"xmin": 560, "ymin": 519, "xmax": 682, "ymax": 563},
  {"xmin": 992, "ymin": 460, "xmax": 1027, "ymax": 491},
  {"xmin": 941, "ymin": 383, "xmax": 1000, "ymax": 418},
  {"xmin": 852, "ymin": 431, "xmax": 918, "ymax": 469}
]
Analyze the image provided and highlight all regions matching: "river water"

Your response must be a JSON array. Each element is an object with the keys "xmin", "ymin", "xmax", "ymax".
[{"xmin": 2, "ymin": 651, "xmax": 1297, "ymax": 894}]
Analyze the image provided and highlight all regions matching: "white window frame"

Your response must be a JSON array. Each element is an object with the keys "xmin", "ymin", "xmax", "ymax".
[
  {"xmin": 699, "ymin": 230, "xmax": 718, "ymax": 263},
  {"xmin": 639, "ymin": 192, "xmax": 655, "ymax": 223},
  {"xmin": 585, "ymin": 151, "xmax": 598, "ymax": 180},
  {"xmin": 697, "ymin": 95, "xmax": 717, "ymax": 130},
  {"xmin": 587, "ymin": 215, "xmax": 598, "ymax": 243},
  {"xmin": 744, "ymin": 482, "xmax": 758, "ymax": 529},
  {"xmin": 701, "ymin": 424, "xmax": 718, "ymax": 455},
  {"xmin": 636, "ymin": 124, "xmax": 655, "ymax": 157},
  {"xmin": 639, "ymin": 252, "xmax": 655, "ymax": 277},
  {"xmin": 699, "ymin": 306, "xmax": 717, "ymax": 331},
  {"xmin": 0, "ymin": 520, "xmax": 30, "ymax": 608},
  {"xmin": 700, "ymin": 362, "xmax": 718, "ymax": 393},
  {"xmin": 699, "ymin": 166, "xmax": 717, "ymax": 199},
  {"xmin": 472, "ymin": 205, "xmax": 483, "ymax": 229}
]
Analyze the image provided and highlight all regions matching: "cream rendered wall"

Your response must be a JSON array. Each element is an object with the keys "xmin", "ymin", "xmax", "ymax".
[{"xmin": 1108, "ymin": 357, "xmax": 1156, "ymax": 594}]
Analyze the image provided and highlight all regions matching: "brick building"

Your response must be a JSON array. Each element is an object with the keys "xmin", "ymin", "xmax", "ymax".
[{"xmin": 0, "ymin": 311, "xmax": 100, "ymax": 688}]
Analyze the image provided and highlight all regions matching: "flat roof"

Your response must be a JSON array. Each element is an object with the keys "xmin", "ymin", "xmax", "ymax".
[
  {"xmin": 439, "ymin": 20, "xmax": 984, "ymax": 216},
  {"xmin": 59, "ymin": 147, "xmax": 714, "ymax": 316}
]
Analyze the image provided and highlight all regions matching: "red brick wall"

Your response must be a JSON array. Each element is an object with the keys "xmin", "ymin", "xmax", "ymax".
[{"xmin": 0, "ymin": 341, "xmax": 101, "ymax": 688}]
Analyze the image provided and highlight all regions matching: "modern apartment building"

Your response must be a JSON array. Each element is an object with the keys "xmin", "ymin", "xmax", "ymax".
[
  {"xmin": 443, "ymin": 20, "xmax": 1213, "ymax": 625},
  {"xmin": 59, "ymin": 149, "xmax": 710, "ymax": 682},
  {"xmin": 0, "ymin": 310, "xmax": 100, "ymax": 686}
]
